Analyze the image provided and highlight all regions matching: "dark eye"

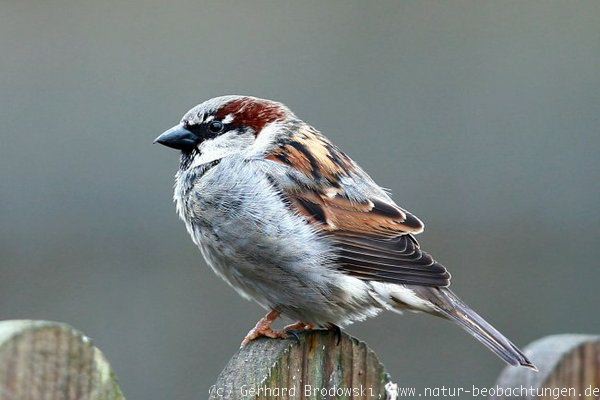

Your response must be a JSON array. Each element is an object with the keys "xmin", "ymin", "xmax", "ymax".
[{"xmin": 208, "ymin": 120, "xmax": 224, "ymax": 134}]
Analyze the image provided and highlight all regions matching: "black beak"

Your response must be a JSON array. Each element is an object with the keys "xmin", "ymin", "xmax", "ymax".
[{"xmin": 154, "ymin": 125, "xmax": 198, "ymax": 150}]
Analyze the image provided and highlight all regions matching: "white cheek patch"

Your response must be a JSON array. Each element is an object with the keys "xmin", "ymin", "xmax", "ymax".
[{"xmin": 191, "ymin": 131, "xmax": 254, "ymax": 168}]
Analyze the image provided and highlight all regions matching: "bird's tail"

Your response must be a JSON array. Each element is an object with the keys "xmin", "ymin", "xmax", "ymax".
[
  {"xmin": 419, "ymin": 288, "xmax": 537, "ymax": 370},
  {"xmin": 391, "ymin": 286, "xmax": 537, "ymax": 371}
]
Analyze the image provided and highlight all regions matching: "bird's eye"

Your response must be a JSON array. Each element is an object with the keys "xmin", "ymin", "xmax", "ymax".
[{"xmin": 208, "ymin": 120, "xmax": 224, "ymax": 134}]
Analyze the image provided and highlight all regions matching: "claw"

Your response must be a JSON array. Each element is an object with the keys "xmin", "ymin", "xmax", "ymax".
[
  {"xmin": 327, "ymin": 324, "xmax": 342, "ymax": 345},
  {"xmin": 281, "ymin": 321, "xmax": 317, "ymax": 344},
  {"xmin": 287, "ymin": 330, "xmax": 301, "ymax": 343},
  {"xmin": 240, "ymin": 310, "xmax": 286, "ymax": 347}
]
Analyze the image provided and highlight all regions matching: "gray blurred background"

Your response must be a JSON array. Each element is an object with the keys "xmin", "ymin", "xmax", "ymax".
[{"xmin": 1, "ymin": 1, "xmax": 598, "ymax": 398}]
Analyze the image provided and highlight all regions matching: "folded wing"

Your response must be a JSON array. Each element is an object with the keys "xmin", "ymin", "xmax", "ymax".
[{"xmin": 263, "ymin": 125, "xmax": 451, "ymax": 287}]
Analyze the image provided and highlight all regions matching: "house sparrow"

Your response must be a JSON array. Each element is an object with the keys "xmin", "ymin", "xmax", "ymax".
[{"xmin": 155, "ymin": 95, "xmax": 536, "ymax": 369}]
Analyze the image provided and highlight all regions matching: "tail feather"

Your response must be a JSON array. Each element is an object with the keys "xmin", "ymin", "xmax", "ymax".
[{"xmin": 417, "ymin": 288, "xmax": 537, "ymax": 370}]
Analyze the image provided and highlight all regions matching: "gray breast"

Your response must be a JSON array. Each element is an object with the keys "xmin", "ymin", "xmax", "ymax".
[{"xmin": 173, "ymin": 156, "xmax": 346, "ymax": 316}]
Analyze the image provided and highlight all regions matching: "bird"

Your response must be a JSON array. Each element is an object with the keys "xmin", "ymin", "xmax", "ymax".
[{"xmin": 154, "ymin": 95, "xmax": 536, "ymax": 369}]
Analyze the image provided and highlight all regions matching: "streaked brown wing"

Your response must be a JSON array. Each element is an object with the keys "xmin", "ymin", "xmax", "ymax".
[
  {"xmin": 292, "ymin": 191, "xmax": 424, "ymax": 235},
  {"xmin": 291, "ymin": 193, "xmax": 451, "ymax": 287},
  {"xmin": 265, "ymin": 126, "xmax": 451, "ymax": 287}
]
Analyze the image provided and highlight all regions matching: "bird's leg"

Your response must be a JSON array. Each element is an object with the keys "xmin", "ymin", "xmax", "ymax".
[{"xmin": 240, "ymin": 310, "xmax": 286, "ymax": 347}]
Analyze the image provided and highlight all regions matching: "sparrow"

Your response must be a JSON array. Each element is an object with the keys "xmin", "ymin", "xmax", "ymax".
[{"xmin": 155, "ymin": 95, "xmax": 536, "ymax": 369}]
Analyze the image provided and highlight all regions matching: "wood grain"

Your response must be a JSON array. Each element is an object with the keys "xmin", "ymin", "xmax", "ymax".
[
  {"xmin": 0, "ymin": 320, "xmax": 124, "ymax": 400},
  {"xmin": 491, "ymin": 334, "xmax": 600, "ymax": 399},
  {"xmin": 210, "ymin": 330, "xmax": 392, "ymax": 400}
]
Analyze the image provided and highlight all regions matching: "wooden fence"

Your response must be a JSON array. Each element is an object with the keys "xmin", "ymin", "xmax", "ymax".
[{"xmin": 0, "ymin": 320, "xmax": 597, "ymax": 399}]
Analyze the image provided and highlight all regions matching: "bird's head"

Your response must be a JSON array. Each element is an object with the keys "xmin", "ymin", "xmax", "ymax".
[{"xmin": 155, "ymin": 95, "xmax": 296, "ymax": 168}]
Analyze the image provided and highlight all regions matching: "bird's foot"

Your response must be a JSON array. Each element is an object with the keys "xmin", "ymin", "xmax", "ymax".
[
  {"xmin": 283, "ymin": 321, "xmax": 315, "ymax": 332},
  {"xmin": 240, "ymin": 310, "xmax": 287, "ymax": 347},
  {"xmin": 282, "ymin": 321, "xmax": 316, "ymax": 343}
]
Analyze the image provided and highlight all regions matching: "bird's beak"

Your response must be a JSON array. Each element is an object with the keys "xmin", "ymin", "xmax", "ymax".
[{"xmin": 154, "ymin": 124, "xmax": 198, "ymax": 150}]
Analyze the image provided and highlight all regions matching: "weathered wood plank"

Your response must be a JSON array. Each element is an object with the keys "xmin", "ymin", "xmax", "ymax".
[
  {"xmin": 491, "ymin": 334, "xmax": 600, "ymax": 399},
  {"xmin": 0, "ymin": 320, "xmax": 124, "ymax": 400},
  {"xmin": 210, "ymin": 330, "xmax": 393, "ymax": 400}
]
